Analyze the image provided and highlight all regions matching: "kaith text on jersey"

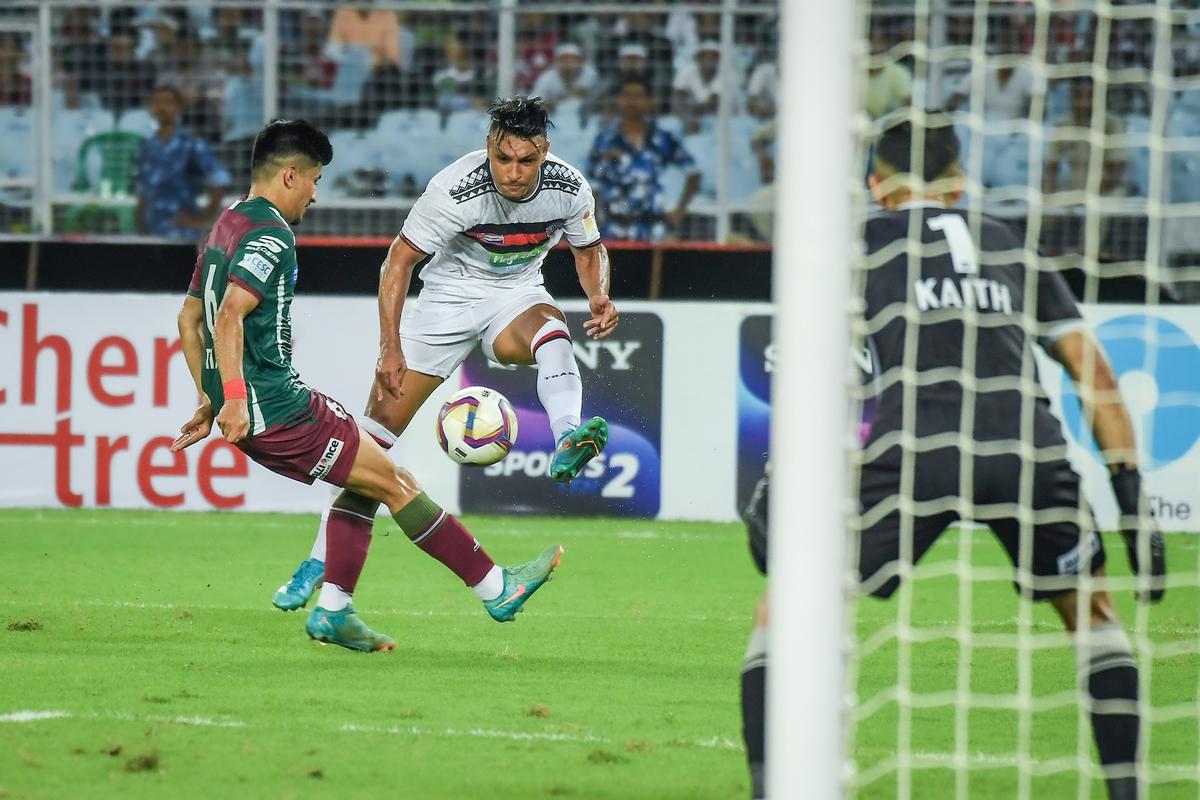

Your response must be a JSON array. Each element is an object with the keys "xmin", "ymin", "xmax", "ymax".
[{"xmin": 912, "ymin": 277, "xmax": 1013, "ymax": 314}]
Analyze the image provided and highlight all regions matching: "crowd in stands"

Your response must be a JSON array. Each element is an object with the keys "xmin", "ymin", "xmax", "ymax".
[{"xmin": 0, "ymin": 4, "xmax": 1196, "ymax": 245}]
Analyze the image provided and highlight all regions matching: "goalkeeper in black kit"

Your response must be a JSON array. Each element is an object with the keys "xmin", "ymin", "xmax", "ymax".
[{"xmin": 740, "ymin": 117, "xmax": 1166, "ymax": 800}]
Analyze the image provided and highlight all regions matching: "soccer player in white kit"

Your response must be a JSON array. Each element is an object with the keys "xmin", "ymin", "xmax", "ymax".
[{"xmin": 272, "ymin": 97, "xmax": 619, "ymax": 612}]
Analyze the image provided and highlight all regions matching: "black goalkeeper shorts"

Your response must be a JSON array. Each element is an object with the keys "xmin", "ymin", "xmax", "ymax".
[{"xmin": 856, "ymin": 445, "xmax": 1107, "ymax": 601}]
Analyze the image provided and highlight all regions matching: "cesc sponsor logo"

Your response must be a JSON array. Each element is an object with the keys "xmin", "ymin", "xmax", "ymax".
[
  {"xmin": 1060, "ymin": 314, "xmax": 1200, "ymax": 470},
  {"xmin": 482, "ymin": 451, "xmax": 641, "ymax": 498}
]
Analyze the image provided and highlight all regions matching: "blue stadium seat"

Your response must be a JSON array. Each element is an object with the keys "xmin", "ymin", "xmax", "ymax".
[
  {"xmin": 1173, "ymin": 88, "xmax": 1200, "ymax": 114},
  {"xmin": 116, "ymin": 108, "xmax": 156, "ymax": 138},
  {"xmin": 322, "ymin": 128, "xmax": 379, "ymax": 198},
  {"xmin": 657, "ymin": 114, "xmax": 685, "ymax": 137},
  {"xmin": 549, "ymin": 134, "xmax": 590, "ymax": 173},
  {"xmin": 683, "ymin": 131, "xmax": 717, "ymax": 195},
  {"xmin": 1125, "ymin": 145, "xmax": 1150, "ymax": 198},
  {"xmin": 0, "ymin": 108, "xmax": 34, "ymax": 181},
  {"xmin": 659, "ymin": 167, "xmax": 686, "ymax": 210},
  {"xmin": 374, "ymin": 123, "xmax": 445, "ymax": 192},
  {"xmin": 1168, "ymin": 150, "xmax": 1200, "ymax": 203},
  {"xmin": 294, "ymin": 45, "xmax": 372, "ymax": 107},
  {"xmin": 223, "ymin": 75, "xmax": 262, "ymax": 142},
  {"xmin": 376, "ymin": 109, "xmax": 418, "ymax": 136}
]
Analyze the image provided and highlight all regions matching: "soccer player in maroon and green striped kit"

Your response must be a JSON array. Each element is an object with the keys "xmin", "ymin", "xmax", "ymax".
[{"xmin": 172, "ymin": 119, "xmax": 562, "ymax": 652}]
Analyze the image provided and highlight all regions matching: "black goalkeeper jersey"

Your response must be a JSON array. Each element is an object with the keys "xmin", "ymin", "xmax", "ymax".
[{"xmin": 861, "ymin": 203, "xmax": 1084, "ymax": 452}]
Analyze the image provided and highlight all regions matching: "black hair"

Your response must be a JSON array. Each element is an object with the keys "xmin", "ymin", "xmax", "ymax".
[
  {"xmin": 152, "ymin": 84, "xmax": 183, "ymax": 105},
  {"xmin": 250, "ymin": 119, "xmax": 333, "ymax": 176},
  {"xmin": 615, "ymin": 73, "xmax": 653, "ymax": 97},
  {"xmin": 874, "ymin": 116, "xmax": 961, "ymax": 182},
  {"xmin": 487, "ymin": 96, "xmax": 553, "ymax": 140}
]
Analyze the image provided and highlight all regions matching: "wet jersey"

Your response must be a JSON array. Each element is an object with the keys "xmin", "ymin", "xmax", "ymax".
[
  {"xmin": 187, "ymin": 196, "xmax": 310, "ymax": 434},
  {"xmin": 399, "ymin": 150, "xmax": 601, "ymax": 299},
  {"xmin": 861, "ymin": 203, "xmax": 1085, "ymax": 451}
]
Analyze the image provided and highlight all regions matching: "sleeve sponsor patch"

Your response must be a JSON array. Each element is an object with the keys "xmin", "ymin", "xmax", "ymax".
[
  {"xmin": 238, "ymin": 251, "xmax": 275, "ymax": 283},
  {"xmin": 582, "ymin": 208, "xmax": 599, "ymax": 241}
]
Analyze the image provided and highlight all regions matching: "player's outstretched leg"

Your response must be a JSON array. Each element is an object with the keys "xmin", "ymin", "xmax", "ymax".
[
  {"xmin": 391, "ymin": 491, "xmax": 563, "ymax": 622},
  {"xmin": 340, "ymin": 429, "xmax": 563, "ymax": 624},
  {"xmin": 550, "ymin": 416, "xmax": 609, "ymax": 483}
]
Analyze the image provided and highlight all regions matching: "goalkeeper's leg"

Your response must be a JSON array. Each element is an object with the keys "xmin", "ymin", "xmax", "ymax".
[
  {"xmin": 1049, "ymin": 577, "xmax": 1141, "ymax": 800},
  {"xmin": 741, "ymin": 595, "xmax": 767, "ymax": 800}
]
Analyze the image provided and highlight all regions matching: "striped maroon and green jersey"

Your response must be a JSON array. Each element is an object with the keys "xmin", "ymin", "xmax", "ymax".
[{"xmin": 187, "ymin": 196, "xmax": 311, "ymax": 433}]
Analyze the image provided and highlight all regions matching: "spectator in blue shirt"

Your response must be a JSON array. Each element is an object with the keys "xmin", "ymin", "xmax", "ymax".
[
  {"xmin": 586, "ymin": 75, "xmax": 701, "ymax": 242},
  {"xmin": 135, "ymin": 85, "xmax": 231, "ymax": 240}
]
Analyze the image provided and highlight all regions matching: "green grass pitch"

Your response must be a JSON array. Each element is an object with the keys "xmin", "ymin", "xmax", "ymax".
[{"xmin": 1, "ymin": 510, "xmax": 1197, "ymax": 799}]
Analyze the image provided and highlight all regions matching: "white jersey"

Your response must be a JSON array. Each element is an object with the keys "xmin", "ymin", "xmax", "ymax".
[{"xmin": 400, "ymin": 150, "xmax": 600, "ymax": 299}]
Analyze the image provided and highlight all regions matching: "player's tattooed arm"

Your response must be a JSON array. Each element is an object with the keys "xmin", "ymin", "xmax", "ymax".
[
  {"xmin": 375, "ymin": 235, "xmax": 427, "ymax": 401},
  {"xmin": 171, "ymin": 295, "xmax": 213, "ymax": 452},
  {"xmin": 212, "ymin": 283, "xmax": 261, "ymax": 444},
  {"xmin": 572, "ymin": 241, "xmax": 619, "ymax": 341}
]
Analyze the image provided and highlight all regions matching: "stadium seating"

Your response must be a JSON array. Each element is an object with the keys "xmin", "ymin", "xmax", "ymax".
[
  {"xmin": 293, "ymin": 44, "xmax": 373, "ymax": 108},
  {"xmin": 0, "ymin": 107, "xmax": 34, "ymax": 183},
  {"xmin": 52, "ymin": 107, "xmax": 116, "ymax": 192},
  {"xmin": 62, "ymin": 130, "xmax": 143, "ymax": 233},
  {"xmin": 116, "ymin": 108, "xmax": 157, "ymax": 139}
]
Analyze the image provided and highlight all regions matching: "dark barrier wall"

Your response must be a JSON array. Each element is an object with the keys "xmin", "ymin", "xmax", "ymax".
[
  {"xmin": 0, "ymin": 240, "xmax": 1173, "ymax": 302},
  {"xmin": 0, "ymin": 241, "xmax": 774, "ymax": 300}
]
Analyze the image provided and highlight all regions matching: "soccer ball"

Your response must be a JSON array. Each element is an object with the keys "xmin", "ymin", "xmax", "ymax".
[{"xmin": 436, "ymin": 386, "xmax": 519, "ymax": 466}]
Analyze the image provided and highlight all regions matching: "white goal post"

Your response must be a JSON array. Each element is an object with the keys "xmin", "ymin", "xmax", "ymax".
[{"xmin": 768, "ymin": 0, "xmax": 857, "ymax": 798}]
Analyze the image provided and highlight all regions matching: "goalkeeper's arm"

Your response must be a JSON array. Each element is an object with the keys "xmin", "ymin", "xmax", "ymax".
[
  {"xmin": 742, "ymin": 472, "xmax": 769, "ymax": 575},
  {"xmin": 1049, "ymin": 329, "xmax": 1166, "ymax": 601}
]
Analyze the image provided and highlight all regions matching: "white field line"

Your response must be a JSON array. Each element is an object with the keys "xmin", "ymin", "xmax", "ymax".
[
  {"xmin": 6, "ymin": 598, "xmax": 1197, "ymax": 636},
  {"xmin": 0, "ymin": 708, "xmax": 739, "ymax": 751},
  {"xmin": 0, "ymin": 596, "xmax": 750, "ymax": 624},
  {"xmin": 0, "ymin": 710, "xmax": 70, "ymax": 722},
  {"xmin": 0, "ymin": 514, "xmax": 734, "ymax": 542}
]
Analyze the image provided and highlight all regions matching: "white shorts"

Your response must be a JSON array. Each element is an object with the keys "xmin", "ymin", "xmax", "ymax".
[{"xmin": 399, "ymin": 285, "xmax": 560, "ymax": 378}]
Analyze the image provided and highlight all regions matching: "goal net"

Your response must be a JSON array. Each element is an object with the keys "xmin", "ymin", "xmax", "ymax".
[{"xmin": 842, "ymin": 1, "xmax": 1200, "ymax": 797}]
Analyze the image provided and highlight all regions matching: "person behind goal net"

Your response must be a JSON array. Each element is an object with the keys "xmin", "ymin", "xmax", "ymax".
[
  {"xmin": 855, "ymin": 115, "xmax": 1166, "ymax": 799},
  {"xmin": 739, "ymin": 116, "xmax": 1168, "ymax": 800}
]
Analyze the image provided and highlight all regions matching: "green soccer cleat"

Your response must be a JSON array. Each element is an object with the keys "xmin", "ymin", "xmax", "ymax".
[
  {"xmin": 483, "ymin": 545, "xmax": 564, "ymax": 623},
  {"xmin": 549, "ymin": 416, "xmax": 608, "ymax": 483},
  {"xmin": 272, "ymin": 558, "xmax": 325, "ymax": 611},
  {"xmin": 305, "ymin": 604, "xmax": 395, "ymax": 652}
]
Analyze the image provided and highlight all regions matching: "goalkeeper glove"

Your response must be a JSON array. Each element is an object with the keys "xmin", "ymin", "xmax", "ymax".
[
  {"xmin": 1110, "ymin": 464, "xmax": 1166, "ymax": 603},
  {"xmin": 741, "ymin": 475, "xmax": 769, "ymax": 575}
]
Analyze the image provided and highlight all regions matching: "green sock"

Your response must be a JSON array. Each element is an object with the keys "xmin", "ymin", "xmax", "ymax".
[{"xmin": 393, "ymin": 492, "xmax": 444, "ymax": 541}]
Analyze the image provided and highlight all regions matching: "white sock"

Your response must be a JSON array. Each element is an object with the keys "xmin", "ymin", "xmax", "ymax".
[
  {"xmin": 531, "ymin": 318, "xmax": 582, "ymax": 443},
  {"xmin": 317, "ymin": 582, "xmax": 352, "ymax": 611},
  {"xmin": 472, "ymin": 565, "xmax": 504, "ymax": 601},
  {"xmin": 310, "ymin": 492, "xmax": 333, "ymax": 562}
]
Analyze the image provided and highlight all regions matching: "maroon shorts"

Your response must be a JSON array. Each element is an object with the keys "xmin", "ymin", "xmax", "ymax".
[{"xmin": 237, "ymin": 390, "xmax": 361, "ymax": 487}]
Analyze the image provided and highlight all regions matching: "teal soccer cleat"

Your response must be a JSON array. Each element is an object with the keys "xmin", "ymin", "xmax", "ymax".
[
  {"xmin": 305, "ymin": 604, "xmax": 395, "ymax": 652},
  {"xmin": 549, "ymin": 416, "xmax": 608, "ymax": 483},
  {"xmin": 483, "ymin": 544, "xmax": 564, "ymax": 622},
  {"xmin": 272, "ymin": 558, "xmax": 324, "ymax": 611}
]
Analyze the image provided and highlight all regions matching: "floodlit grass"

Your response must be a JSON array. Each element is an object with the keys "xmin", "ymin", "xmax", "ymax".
[{"xmin": 1, "ymin": 510, "xmax": 1196, "ymax": 798}]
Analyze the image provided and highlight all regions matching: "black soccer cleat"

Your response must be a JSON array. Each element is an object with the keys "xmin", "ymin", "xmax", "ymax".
[{"xmin": 1122, "ymin": 529, "xmax": 1166, "ymax": 603}]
